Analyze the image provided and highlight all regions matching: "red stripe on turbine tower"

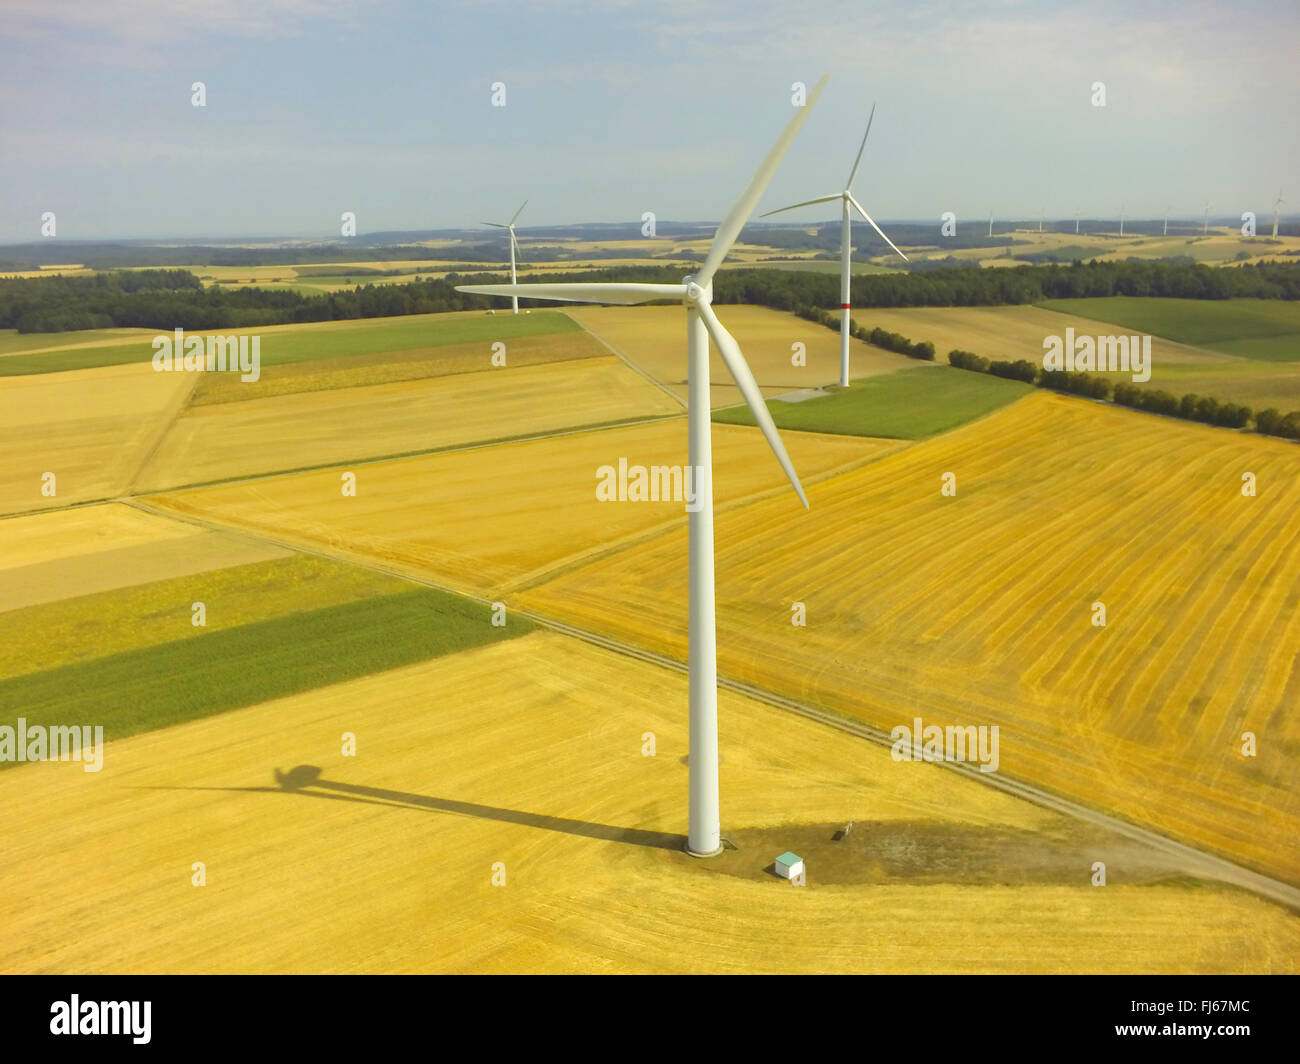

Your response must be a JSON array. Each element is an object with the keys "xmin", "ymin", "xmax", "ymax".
[{"xmin": 841, "ymin": 303, "xmax": 851, "ymax": 309}]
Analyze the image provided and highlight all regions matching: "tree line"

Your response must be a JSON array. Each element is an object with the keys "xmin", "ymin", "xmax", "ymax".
[
  {"xmin": 4, "ymin": 258, "xmax": 1300, "ymax": 334},
  {"xmin": 946, "ymin": 348, "xmax": 1297, "ymax": 439},
  {"xmin": 798, "ymin": 309, "xmax": 1298, "ymax": 441}
]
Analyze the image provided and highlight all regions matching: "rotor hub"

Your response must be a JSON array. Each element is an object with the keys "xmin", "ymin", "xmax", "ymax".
[{"xmin": 683, "ymin": 276, "xmax": 710, "ymax": 305}]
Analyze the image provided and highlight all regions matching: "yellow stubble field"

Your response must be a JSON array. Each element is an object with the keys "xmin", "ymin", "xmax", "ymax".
[
  {"xmin": 517, "ymin": 392, "xmax": 1300, "ymax": 883},
  {"xmin": 0, "ymin": 503, "xmax": 290, "ymax": 615},
  {"xmin": 850, "ymin": 304, "xmax": 1231, "ymax": 369},
  {"xmin": 147, "ymin": 420, "xmax": 903, "ymax": 598},
  {"xmin": 1, "ymin": 630, "xmax": 1294, "ymax": 974},
  {"xmin": 565, "ymin": 305, "xmax": 924, "ymax": 406},
  {"xmin": 133, "ymin": 355, "xmax": 685, "ymax": 493},
  {"xmin": 0, "ymin": 361, "xmax": 196, "ymax": 514}
]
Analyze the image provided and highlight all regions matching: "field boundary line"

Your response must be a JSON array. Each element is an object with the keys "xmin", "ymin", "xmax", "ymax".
[
  {"xmin": 118, "ymin": 495, "xmax": 1300, "ymax": 913},
  {"xmin": 0, "ymin": 411, "xmax": 689, "ymax": 522},
  {"xmin": 123, "ymin": 370, "xmax": 205, "ymax": 495},
  {"xmin": 562, "ymin": 311, "xmax": 689, "ymax": 409}
]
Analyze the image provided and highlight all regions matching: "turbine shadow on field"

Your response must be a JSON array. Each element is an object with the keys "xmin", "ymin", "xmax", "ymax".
[{"xmin": 145, "ymin": 765, "xmax": 688, "ymax": 853}]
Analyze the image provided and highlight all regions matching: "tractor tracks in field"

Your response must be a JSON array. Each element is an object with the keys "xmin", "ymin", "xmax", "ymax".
[
  {"xmin": 122, "ymin": 495, "xmax": 1300, "ymax": 913},
  {"xmin": 561, "ymin": 311, "xmax": 688, "ymax": 409}
]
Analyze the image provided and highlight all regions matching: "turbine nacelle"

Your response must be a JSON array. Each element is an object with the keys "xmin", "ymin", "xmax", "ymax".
[{"xmin": 683, "ymin": 277, "xmax": 710, "ymax": 305}]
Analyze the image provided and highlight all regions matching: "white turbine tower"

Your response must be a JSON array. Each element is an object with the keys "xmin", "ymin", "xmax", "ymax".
[
  {"xmin": 1038, "ymin": 208, "xmax": 1044, "ymax": 234},
  {"xmin": 1075, "ymin": 209, "xmax": 1080, "ymax": 235},
  {"xmin": 456, "ymin": 76, "xmax": 828, "ymax": 857},
  {"xmin": 482, "ymin": 200, "xmax": 528, "ymax": 314},
  {"xmin": 1202, "ymin": 202, "xmax": 1213, "ymax": 236},
  {"xmin": 1163, "ymin": 205, "xmax": 1170, "ymax": 237},
  {"xmin": 1119, "ymin": 204, "xmax": 1125, "ymax": 237},
  {"xmin": 758, "ymin": 104, "xmax": 907, "ymax": 388},
  {"xmin": 988, "ymin": 210, "xmax": 994, "ymax": 238},
  {"xmin": 1273, "ymin": 191, "xmax": 1286, "ymax": 239}
]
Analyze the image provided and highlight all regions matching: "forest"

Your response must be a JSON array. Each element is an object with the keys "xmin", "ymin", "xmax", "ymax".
[{"xmin": 3, "ymin": 260, "xmax": 1299, "ymax": 333}]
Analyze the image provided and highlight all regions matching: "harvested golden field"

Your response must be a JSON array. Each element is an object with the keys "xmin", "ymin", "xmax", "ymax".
[
  {"xmin": 519, "ymin": 392, "xmax": 1300, "ymax": 883},
  {"xmin": 0, "ymin": 503, "xmax": 289, "ymax": 614},
  {"xmin": 133, "ymin": 355, "xmax": 683, "ymax": 492},
  {"xmin": 856, "ymin": 304, "xmax": 1231, "ymax": 369},
  {"xmin": 0, "ymin": 360, "xmax": 195, "ymax": 514},
  {"xmin": 565, "ymin": 304, "xmax": 923, "ymax": 406},
  {"xmin": 191, "ymin": 329, "xmax": 611, "ymax": 406},
  {"xmin": 906, "ymin": 230, "xmax": 1300, "ymax": 268},
  {"xmin": 0, "ymin": 266, "xmax": 93, "ymax": 280},
  {"xmin": 1, "ymin": 631, "xmax": 1292, "ymax": 974},
  {"xmin": 148, "ymin": 420, "xmax": 902, "ymax": 598}
]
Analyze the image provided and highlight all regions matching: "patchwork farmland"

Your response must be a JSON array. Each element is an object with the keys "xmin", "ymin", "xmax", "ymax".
[
  {"xmin": 7, "ymin": 0, "xmax": 1300, "ymax": 1006},
  {"xmin": 3, "ymin": 268, "xmax": 1299, "ymax": 976}
]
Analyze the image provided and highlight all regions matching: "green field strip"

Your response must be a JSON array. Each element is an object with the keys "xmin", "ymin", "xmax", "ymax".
[
  {"xmin": 0, "ymin": 554, "xmax": 410, "ymax": 680},
  {"xmin": 1206, "ymin": 334, "xmax": 1300, "ymax": 361},
  {"xmin": 713, "ymin": 364, "xmax": 1032, "ymax": 439},
  {"xmin": 0, "ymin": 328, "xmax": 157, "ymax": 356},
  {"xmin": 1037, "ymin": 297, "xmax": 1300, "ymax": 361},
  {"xmin": 0, "ymin": 586, "xmax": 533, "ymax": 757},
  {"xmin": 190, "ymin": 327, "xmax": 609, "ymax": 406},
  {"xmin": 0, "ymin": 310, "xmax": 579, "ymax": 376}
]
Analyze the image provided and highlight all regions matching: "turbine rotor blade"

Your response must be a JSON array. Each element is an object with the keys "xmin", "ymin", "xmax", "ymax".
[
  {"xmin": 695, "ymin": 72, "xmax": 829, "ymax": 287},
  {"xmin": 696, "ymin": 300, "xmax": 808, "ymax": 509},
  {"xmin": 455, "ymin": 281, "xmax": 686, "ymax": 305},
  {"xmin": 759, "ymin": 194, "xmax": 843, "ymax": 218},
  {"xmin": 845, "ymin": 102, "xmax": 876, "ymax": 189},
  {"xmin": 482, "ymin": 222, "xmax": 510, "ymax": 228},
  {"xmin": 846, "ymin": 192, "xmax": 909, "ymax": 262},
  {"xmin": 511, "ymin": 199, "xmax": 528, "ymax": 225}
]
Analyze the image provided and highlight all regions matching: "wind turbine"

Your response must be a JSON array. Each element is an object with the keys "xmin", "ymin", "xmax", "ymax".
[
  {"xmin": 1273, "ymin": 191, "xmax": 1286, "ymax": 239},
  {"xmin": 482, "ymin": 200, "xmax": 528, "ymax": 313},
  {"xmin": 1202, "ymin": 202, "xmax": 1213, "ymax": 236},
  {"xmin": 988, "ymin": 210, "xmax": 994, "ymax": 238},
  {"xmin": 1119, "ymin": 204, "xmax": 1125, "ymax": 237},
  {"xmin": 758, "ymin": 103, "xmax": 907, "ymax": 388},
  {"xmin": 1075, "ymin": 209, "xmax": 1080, "ymax": 235},
  {"xmin": 456, "ymin": 76, "xmax": 828, "ymax": 858},
  {"xmin": 1038, "ymin": 208, "xmax": 1044, "ymax": 234},
  {"xmin": 1163, "ymin": 205, "xmax": 1170, "ymax": 237}
]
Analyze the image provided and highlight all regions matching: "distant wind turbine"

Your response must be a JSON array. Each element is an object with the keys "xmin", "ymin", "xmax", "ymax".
[
  {"xmin": 1163, "ymin": 205, "xmax": 1170, "ymax": 237},
  {"xmin": 456, "ymin": 76, "xmax": 829, "ymax": 858},
  {"xmin": 988, "ymin": 210, "xmax": 994, "ymax": 238},
  {"xmin": 1202, "ymin": 202, "xmax": 1213, "ymax": 236},
  {"xmin": 1075, "ymin": 209, "xmax": 1081, "ymax": 235},
  {"xmin": 1119, "ymin": 204, "xmax": 1125, "ymax": 237},
  {"xmin": 1038, "ymin": 208, "xmax": 1044, "ymax": 234},
  {"xmin": 1273, "ymin": 191, "xmax": 1286, "ymax": 239},
  {"xmin": 759, "ymin": 103, "xmax": 908, "ymax": 388},
  {"xmin": 482, "ymin": 200, "xmax": 528, "ymax": 313}
]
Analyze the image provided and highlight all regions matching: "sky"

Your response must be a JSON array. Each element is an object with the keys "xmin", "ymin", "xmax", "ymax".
[{"xmin": 1, "ymin": 0, "xmax": 1297, "ymax": 243}]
